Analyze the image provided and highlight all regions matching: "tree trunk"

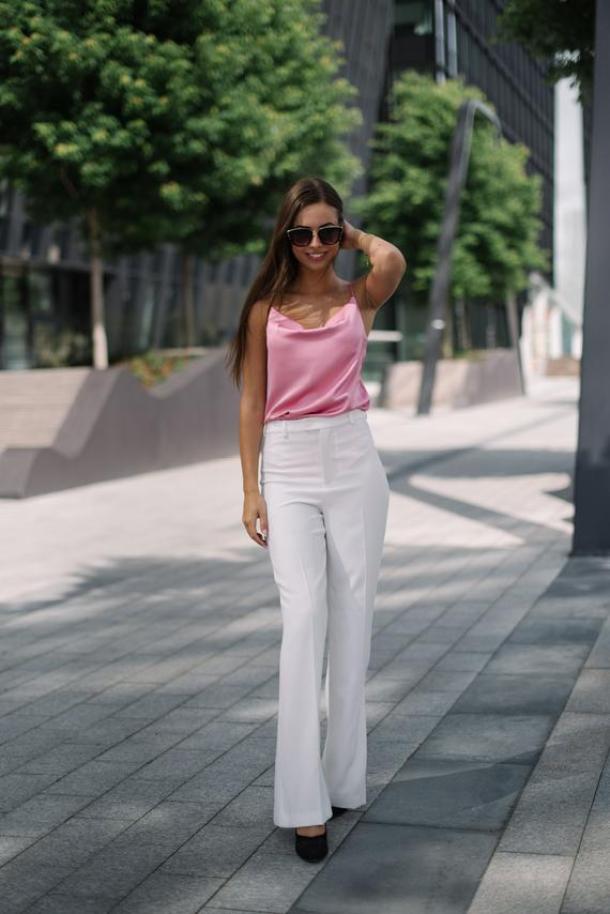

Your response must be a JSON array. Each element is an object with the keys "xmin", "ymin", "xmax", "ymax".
[
  {"xmin": 506, "ymin": 290, "xmax": 525, "ymax": 393},
  {"xmin": 442, "ymin": 297, "xmax": 454, "ymax": 358},
  {"xmin": 455, "ymin": 296, "xmax": 469, "ymax": 351},
  {"xmin": 87, "ymin": 209, "xmax": 109, "ymax": 370},
  {"xmin": 181, "ymin": 252, "xmax": 196, "ymax": 349}
]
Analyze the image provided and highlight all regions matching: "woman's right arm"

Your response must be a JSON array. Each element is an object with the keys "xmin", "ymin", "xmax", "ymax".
[{"xmin": 239, "ymin": 299, "xmax": 269, "ymax": 548}]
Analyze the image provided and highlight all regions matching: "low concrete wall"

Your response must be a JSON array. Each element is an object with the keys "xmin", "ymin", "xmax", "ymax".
[
  {"xmin": 381, "ymin": 349, "xmax": 523, "ymax": 410},
  {"xmin": 0, "ymin": 347, "xmax": 239, "ymax": 498}
]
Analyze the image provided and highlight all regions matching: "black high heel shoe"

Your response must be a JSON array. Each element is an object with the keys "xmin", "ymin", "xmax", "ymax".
[
  {"xmin": 294, "ymin": 825, "xmax": 328, "ymax": 862},
  {"xmin": 331, "ymin": 805, "xmax": 349, "ymax": 818}
]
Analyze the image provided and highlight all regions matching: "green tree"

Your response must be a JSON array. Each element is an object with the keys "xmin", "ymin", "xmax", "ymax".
[
  {"xmin": 496, "ymin": 0, "xmax": 595, "ymax": 103},
  {"xmin": 167, "ymin": 0, "xmax": 363, "ymax": 346},
  {"xmin": 353, "ymin": 71, "xmax": 548, "ymax": 350},
  {"xmin": 0, "ymin": 1, "xmax": 361, "ymax": 367}
]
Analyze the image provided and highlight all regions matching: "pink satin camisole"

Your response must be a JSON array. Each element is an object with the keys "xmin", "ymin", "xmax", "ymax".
[{"xmin": 263, "ymin": 284, "xmax": 370, "ymax": 423}]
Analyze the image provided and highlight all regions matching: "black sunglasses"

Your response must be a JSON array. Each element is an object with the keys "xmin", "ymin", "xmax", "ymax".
[{"xmin": 286, "ymin": 224, "xmax": 343, "ymax": 247}]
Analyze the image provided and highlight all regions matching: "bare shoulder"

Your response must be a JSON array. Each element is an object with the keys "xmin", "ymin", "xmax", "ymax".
[{"xmin": 248, "ymin": 297, "xmax": 273, "ymax": 332}]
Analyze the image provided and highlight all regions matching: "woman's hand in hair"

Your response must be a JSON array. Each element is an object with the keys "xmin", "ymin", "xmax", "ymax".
[
  {"xmin": 243, "ymin": 492, "xmax": 269, "ymax": 548},
  {"xmin": 340, "ymin": 219, "xmax": 362, "ymax": 251}
]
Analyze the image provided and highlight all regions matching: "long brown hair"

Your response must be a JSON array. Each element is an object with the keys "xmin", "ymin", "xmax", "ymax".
[{"xmin": 224, "ymin": 175, "xmax": 344, "ymax": 388}]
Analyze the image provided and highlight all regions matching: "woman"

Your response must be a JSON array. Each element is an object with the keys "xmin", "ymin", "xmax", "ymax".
[{"xmin": 226, "ymin": 176, "xmax": 406, "ymax": 862}]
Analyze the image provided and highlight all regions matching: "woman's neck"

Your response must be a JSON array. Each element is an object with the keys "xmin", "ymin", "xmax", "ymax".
[{"xmin": 289, "ymin": 270, "xmax": 343, "ymax": 296}]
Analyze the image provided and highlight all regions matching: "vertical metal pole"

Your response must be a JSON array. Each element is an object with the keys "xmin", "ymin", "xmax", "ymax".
[
  {"xmin": 571, "ymin": 0, "xmax": 610, "ymax": 555},
  {"xmin": 446, "ymin": 1, "xmax": 458, "ymax": 78},
  {"xmin": 434, "ymin": 0, "xmax": 446, "ymax": 83}
]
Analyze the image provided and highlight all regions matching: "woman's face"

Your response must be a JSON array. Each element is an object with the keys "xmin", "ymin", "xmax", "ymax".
[{"xmin": 288, "ymin": 202, "xmax": 342, "ymax": 273}]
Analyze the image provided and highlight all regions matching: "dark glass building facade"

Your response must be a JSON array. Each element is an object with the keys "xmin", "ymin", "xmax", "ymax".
[
  {"xmin": 389, "ymin": 0, "xmax": 555, "ymax": 259},
  {"xmin": 369, "ymin": 0, "xmax": 557, "ymax": 360}
]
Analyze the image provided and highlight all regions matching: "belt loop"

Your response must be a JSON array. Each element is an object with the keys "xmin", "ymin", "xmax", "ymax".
[
  {"xmin": 282, "ymin": 419, "xmax": 289, "ymax": 438},
  {"xmin": 348, "ymin": 410, "xmax": 357, "ymax": 424}
]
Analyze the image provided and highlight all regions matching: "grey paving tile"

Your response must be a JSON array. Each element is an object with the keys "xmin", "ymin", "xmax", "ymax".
[
  {"xmin": 290, "ymin": 823, "xmax": 496, "ymax": 914},
  {"xmin": 20, "ymin": 742, "xmax": 109, "ymax": 776},
  {"xmin": 87, "ymin": 681, "xmax": 161, "ymax": 707},
  {"xmin": 208, "ymin": 785, "xmax": 274, "ymax": 829},
  {"xmin": 454, "ymin": 633, "xmax": 513, "ymax": 653},
  {"xmin": 0, "ymin": 794, "xmax": 92, "ymax": 837},
  {"xmin": 367, "ymin": 710, "xmax": 441, "ymax": 745},
  {"xmin": 0, "ymin": 712, "xmax": 50, "ymax": 743},
  {"xmin": 528, "ymin": 596, "xmax": 609, "ymax": 621},
  {"xmin": 204, "ymin": 844, "xmax": 331, "ymax": 913},
  {"xmin": 13, "ymin": 690, "xmax": 91, "ymax": 717},
  {"xmin": 41, "ymin": 703, "xmax": 116, "ymax": 730},
  {"xmin": 54, "ymin": 716, "xmax": 149, "ymax": 746},
  {"xmin": 0, "ymin": 833, "xmax": 36, "ymax": 865},
  {"xmin": 412, "ymin": 712, "xmax": 555, "ymax": 765},
  {"xmin": 543, "ymin": 712, "xmax": 610, "ymax": 772},
  {"xmin": 556, "ymin": 758, "xmax": 610, "ymax": 913},
  {"xmin": 179, "ymin": 684, "xmax": 250, "ymax": 710},
  {"xmin": 363, "ymin": 674, "xmax": 416, "ymax": 703},
  {"xmin": 565, "ymin": 670, "xmax": 610, "ymax": 713},
  {"xmin": 51, "ymin": 842, "xmax": 174, "ymax": 899},
  {"xmin": 486, "ymin": 644, "xmax": 589, "ymax": 675},
  {"xmin": 167, "ymin": 767, "xmax": 251, "ymax": 806},
  {"xmin": 414, "ymin": 668, "xmax": 479, "ymax": 691},
  {"xmin": 43, "ymin": 760, "xmax": 140, "ymax": 797},
  {"xmin": 0, "ymin": 858, "xmax": 74, "ymax": 913},
  {"xmin": 75, "ymin": 776, "xmax": 180, "ymax": 821},
  {"xmin": 9, "ymin": 817, "xmax": 131, "ymax": 868},
  {"xmin": 387, "ymin": 689, "xmax": 462, "ymax": 716},
  {"xmin": 365, "ymin": 735, "xmax": 425, "ymax": 791},
  {"xmin": 27, "ymin": 895, "xmax": 116, "ymax": 914},
  {"xmin": 499, "ymin": 765, "xmax": 600, "ymax": 856},
  {"xmin": 507, "ymin": 616, "xmax": 604, "ymax": 645},
  {"xmin": 135, "ymin": 748, "xmax": 220, "ymax": 781},
  {"xmin": 0, "ymin": 772, "xmax": 59, "ymax": 812},
  {"xmin": 364, "ymin": 758, "xmax": 531, "ymax": 831},
  {"xmin": 138, "ymin": 707, "xmax": 223, "ymax": 734},
  {"xmin": 451, "ymin": 673, "xmax": 577, "ymax": 715},
  {"xmin": 217, "ymin": 697, "xmax": 279, "ymax": 724},
  {"xmin": 467, "ymin": 851, "xmax": 573, "ymax": 914},
  {"xmin": 220, "ymin": 664, "xmax": 279, "ymax": 689},
  {"xmin": 366, "ymin": 656, "xmax": 434, "ymax": 682},
  {"xmin": 248, "ymin": 677, "xmax": 280, "ymax": 700},
  {"xmin": 175, "ymin": 720, "xmax": 260, "ymax": 752},
  {"xmin": 94, "ymin": 734, "xmax": 185, "ymax": 765},
  {"xmin": 118, "ymin": 800, "xmax": 219, "ymax": 845},
  {"xmin": 111, "ymin": 872, "xmax": 223, "ymax": 913},
  {"xmin": 433, "ymin": 650, "xmax": 494, "ymax": 673},
  {"xmin": 199, "ymin": 910, "xmax": 276, "ymax": 914},
  {"xmin": 161, "ymin": 823, "xmax": 271, "ymax": 878}
]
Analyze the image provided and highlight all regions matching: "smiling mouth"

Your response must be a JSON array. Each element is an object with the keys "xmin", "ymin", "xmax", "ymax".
[{"xmin": 306, "ymin": 253, "xmax": 326, "ymax": 259}]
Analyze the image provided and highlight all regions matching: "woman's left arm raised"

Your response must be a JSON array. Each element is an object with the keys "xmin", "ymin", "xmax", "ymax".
[{"xmin": 342, "ymin": 220, "xmax": 407, "ymax": 311}]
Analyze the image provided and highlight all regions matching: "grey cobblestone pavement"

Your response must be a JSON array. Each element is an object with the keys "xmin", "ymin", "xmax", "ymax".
[{"xmin": 2, "ymin": 376, "xmax": 609, "ymax": 913}]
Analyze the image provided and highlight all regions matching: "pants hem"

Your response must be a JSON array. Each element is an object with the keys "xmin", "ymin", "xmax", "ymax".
[{"xmin": 274, "ymin": 808, "xmax": 333, "ymax": 828}]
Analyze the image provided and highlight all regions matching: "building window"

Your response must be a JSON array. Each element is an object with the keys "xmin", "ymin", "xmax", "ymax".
[{"xmin": 395, "ymin": 0, "xmax": 434, "ymax": 35}]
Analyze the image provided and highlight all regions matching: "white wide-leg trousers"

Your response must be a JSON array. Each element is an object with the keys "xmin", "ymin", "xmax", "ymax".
[{"xmin": 260, "ymin": 408, "xmax": 390, "ymax": 828}]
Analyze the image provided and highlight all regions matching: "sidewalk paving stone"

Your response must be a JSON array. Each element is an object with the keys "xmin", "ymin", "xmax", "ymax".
[
  {"xmin": 3, "ymin": 377, "xmax": 606, "ymax": 913},
  {"xmin": 290, "ymin": 824, "xmax": 497, "ymax": 914}
]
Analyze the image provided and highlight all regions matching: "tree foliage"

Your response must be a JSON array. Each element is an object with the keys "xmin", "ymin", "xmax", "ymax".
[
  {"xmin": 0, "ymin": 0, "xmax": 362, "ymax": 363},
  {"xmin": 0, "ymin": 0, "xmax": 361, "ymax": 257},
  {"xmin": 354, "ymin": 71, "xmax": 548, "ymax": 307},
  {"xmin": 495, "ymin": 0, "xmax": 595, "ymax": 104}
]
